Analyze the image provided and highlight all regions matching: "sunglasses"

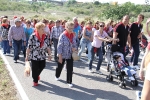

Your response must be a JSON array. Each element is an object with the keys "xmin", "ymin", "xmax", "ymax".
[{"xmin": 100, "ymin": 25, "xmax": 104, "ymax": 27}]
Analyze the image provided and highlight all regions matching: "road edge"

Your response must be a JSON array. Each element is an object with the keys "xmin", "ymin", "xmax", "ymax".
[{"xmin": 0, "ymin": 50, "xmax": 29, "ymax": 100}]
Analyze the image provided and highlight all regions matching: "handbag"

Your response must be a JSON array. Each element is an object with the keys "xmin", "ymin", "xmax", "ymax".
[
  {"xmin": 24, "ymin": 61, "xmax": 31, "ymax": 77},
  {"xmin": 72, "ymin": 51, "xmax": 79, "ymax": 61}
]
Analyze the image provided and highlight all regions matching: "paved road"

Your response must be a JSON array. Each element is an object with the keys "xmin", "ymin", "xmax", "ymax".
[
  {"xmin": 1, "ymin": 46, "xmax": 144, "ymax": 100},
  {"xmin": 2, "ymin": 34, "xmax": 150, "ymax": 100}
]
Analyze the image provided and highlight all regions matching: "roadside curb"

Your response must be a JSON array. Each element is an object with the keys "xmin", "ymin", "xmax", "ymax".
[{"xmin": 0, "ymin": 50, "xmax": 29, "ymax": 100}]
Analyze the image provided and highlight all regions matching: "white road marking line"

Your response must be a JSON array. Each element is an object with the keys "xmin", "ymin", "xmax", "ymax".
[
  {"xmin": 80, "ymin": 58, "xmax": 143, "ymax": 88},
  {"xmin": 0, "ymin": 50, "xmax": 29, "ymax": 100}
]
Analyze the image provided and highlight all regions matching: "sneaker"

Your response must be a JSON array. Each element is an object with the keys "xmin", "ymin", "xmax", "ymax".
[
  {"xmin": 14, "ymin": 60, "xmax": 17, "ymax": 63},
  {"xmin": 129, "ymin": 76, "xmax": 135, "ymax": 81},
  {"xmin": 88, "ymin": 69, "xmax": 93, "ymax": 73},
  {"xmin": 33, "ymin": 82, "xmax": 38, "ymax": 86},
  {"xmin": 55, "ymin": 77, "xmax": 60, "ymax": 81},
  {"xmin": 134, "ymin": 65, "xmax": 140, "ymax": 70},
  {"xmin": 136, "ymin": 91, "xmax": 141, "ymax": 100},
  {"xmin": 96, "ymin": 70, "xmax": 103, "ymax": 75},
  {"xmin": 68, "ymin": 84, "xmax": 73, "ymax": 87}
]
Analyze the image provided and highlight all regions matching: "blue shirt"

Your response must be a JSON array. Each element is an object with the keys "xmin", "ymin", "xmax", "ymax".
[
  {"xmin": 73, "ymin": 25, "xmax": 81, "ymax": 37},
  {"xmin": 24, "ymin": 27, "xmax": 34, "ymax": 40},
  {"xmin": 81, "ymin": 29, "xmax": 92, "ymax": 44}
]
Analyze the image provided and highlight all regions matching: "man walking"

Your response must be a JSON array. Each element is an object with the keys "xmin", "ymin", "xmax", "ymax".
[
  {"xmin": 50, "ymin": 20, "xmax": 64, "ymax": 62},
  {"xmin": 8, "ymin": 18, "xmax": 26, "ymax": 63},
  {"xmin": 113, "ymin": 15, "xmax": 131, "ymax": 59},
  {"xmin": 73, "ymin": 17, "xmax": 81, "ymax": 48},
  {"xmin": 130, "ymin": 14, "xmax": 144, "ymax": 70}
]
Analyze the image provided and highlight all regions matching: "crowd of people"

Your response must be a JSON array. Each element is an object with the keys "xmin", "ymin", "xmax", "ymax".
[{"xmin": 0, "ymin": 14, "xmax": 150, "ymax": 99}]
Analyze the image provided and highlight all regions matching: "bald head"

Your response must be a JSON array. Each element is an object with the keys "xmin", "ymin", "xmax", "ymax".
[{"xmin": 122, "ymin": 15, "xmax": 129, "ymax": 25}]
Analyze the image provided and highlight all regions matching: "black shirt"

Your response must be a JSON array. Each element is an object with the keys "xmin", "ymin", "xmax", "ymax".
[
  {"xmin": 114, "ymin": 23, "xmax": 130, "ymax": 47},
  {"xmin": 130, "ymin": 22, "xmax": 143, "ymax": 45}
]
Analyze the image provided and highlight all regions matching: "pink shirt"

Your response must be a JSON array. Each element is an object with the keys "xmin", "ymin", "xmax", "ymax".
[{"xmin": 91, "ymin": 30, "xmax": 108, "ymax": 48}]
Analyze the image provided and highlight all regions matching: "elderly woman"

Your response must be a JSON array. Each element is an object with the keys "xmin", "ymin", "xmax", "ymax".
[
  {"xmin": 55, "ymin": 22, "xmax": 77, "ymax": 87},
  {"xmin": 78, "ymin": 21, "xmax": 93, "ymax": 62},
  {"xmin": 25, "ymin": 22, "xmax": 51, "ymax": 86},
  {"xmin": 0, "ymin": 18, "xmax": 11, "ymax": 54}
]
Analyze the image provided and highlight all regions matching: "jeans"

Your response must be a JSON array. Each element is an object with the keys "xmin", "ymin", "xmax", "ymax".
[
  {"xmin": 89, "ymin": 47, "xmax": 103, "ymax": 71},
  {"xmin": 13, "ymin": 39, "xmax": 22, "ymax": 60},
  {"xmin": 31, "ymin": 60, "xmax": 45, "ymax": 83},
  {"xmin": 2, "ymin": 40, "xmax": 10, "ymax": 54},
  {"xmin": 130, "ymin": 42, "xmax": 140, "ymax": 66},
  {"xmin": 121, "ymin": 66, "xmax": 133, "ymax": 77},
  {"xmin": 53, "ymin": 38, "xmax": 58, "ymax": 60},
  {"xmin": 22, "ymin": 39, "xmax": 29, "ymax": 58},
  {"xmin": 119, "ymin": 46, "xmax": 129, "ymax": 65},
  {"xmin": 102, "ymin": 42, "xmax": 105, "ymax": 55},
  {"xmin": 56, "ymin": 58, "xmax": 73, "ymax": 84},
  {"xmin": 76, "ymin": 36, "xmax": 80, "ymax": 49},
  {"xmin": 78, "ymin": 42, "xmax": 91, "ymax": 60}
]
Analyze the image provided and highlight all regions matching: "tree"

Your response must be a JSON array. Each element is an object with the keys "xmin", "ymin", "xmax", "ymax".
[
  {"xmin": 101, "ymin": 2, "xmax": 142, "ymax": 20},
  {"xmin": 94, "ymin": 1, "xmax": 100, "ymax": 5}
]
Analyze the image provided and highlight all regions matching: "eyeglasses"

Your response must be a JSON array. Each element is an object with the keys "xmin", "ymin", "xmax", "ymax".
[{"xmin": 100, "ymin": 25, "xmax": 104, "ymax": 27}]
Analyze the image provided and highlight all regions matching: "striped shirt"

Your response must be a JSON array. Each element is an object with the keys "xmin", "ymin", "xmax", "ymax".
[
  {"xmin": 8, "ymin": 25, "xmax": 26, "ymax": 42},
  {"xmin": 50, "ymin": 26, "xmax": 64, "ymax": 39}
]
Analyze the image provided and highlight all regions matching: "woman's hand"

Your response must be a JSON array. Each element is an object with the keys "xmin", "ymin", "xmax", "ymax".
[
  {"xmin": 25, "ymin": 56, "xmax": 29, "ymax": 62},
  {"xmin": 139, "ymin": 70, "xmax": 144, "ymax": 81},
  {"xmin": 48, "ymin": 55, "xmax": 52, "ymax": 61},
  {"xmin": 72, "ymin": 48, "xmax": 77, "ymax": 52},
  {"xmin": 58, "ymin": 55, "xmax": 63, "ymax": 64},
  {"xmin": 106, "ymin": 39, "xmax": 112, "ymax": 42}
]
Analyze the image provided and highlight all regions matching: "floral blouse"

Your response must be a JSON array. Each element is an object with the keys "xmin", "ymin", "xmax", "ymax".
[
  {"xmin": 27, "ymin": 33, "xmax": 50, "ymax": 61},
  {"xmin": 57, "ymin": 33, "xmax": 77, "ymax": 59}
]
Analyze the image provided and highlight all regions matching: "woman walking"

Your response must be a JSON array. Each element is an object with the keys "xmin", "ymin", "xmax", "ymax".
[
  {"xmin": 25, "ymin": 22, "xmax": 51, "ymax": 86},
  {"xmin": 78, "ymin": 21, "xmax": 93, "ymax": 62},
  {"xmin": 55, "ymin": 22, "xmax": 77, "ymax": 87},
  {"xmin": 0, "ymin": 18, "xmax": 11, "ymax": 54},
  {"xmin": 88, "ymin": 22, "xmax": 117, "ymax": 74}
]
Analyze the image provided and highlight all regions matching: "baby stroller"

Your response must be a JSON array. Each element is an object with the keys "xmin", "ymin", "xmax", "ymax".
[
  {"xmin": 140, "ymin": 34, "xmax": 148, "ymax": 53},
  {"xmin": 105, "ymin": 45, "xmax": 138, "ymax": 88}
]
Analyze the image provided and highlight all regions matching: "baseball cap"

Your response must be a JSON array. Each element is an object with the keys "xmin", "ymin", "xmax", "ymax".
[
  {"xmin": 14, "ymin": 18, "xmax": 21, "ymax": 23},
  {"xmin": 55, "ymin": 20, "xmax": 60, "ymax": 23}
]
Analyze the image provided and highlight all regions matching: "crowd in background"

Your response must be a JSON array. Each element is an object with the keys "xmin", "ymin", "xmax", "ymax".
[{"xmin": 0, "ymin": 14, "xmax": 150, "ymax": 99}]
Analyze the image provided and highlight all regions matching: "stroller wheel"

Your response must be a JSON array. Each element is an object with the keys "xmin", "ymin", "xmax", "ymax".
[
  {"xmin": 134, "ymin": 80, "xmax": 138, "ymax": 86},
  {"xmin": 106, "ymin": 76, "xmax": 110, "ymax": 81},
  {"xmin": 110, "ymin": 75, "xmax": 113, "ymax": 81},
  {"xmin": 119, "ymin": 82, "xmax": 126, "ymax": 88},
  {"xmin": 131, "ymin": 80, "xmax": 138, "ymax": 86},
  {"xmin": 117, "ymin": 76, "xmax": 122, "ymax": 81},
  {"xmin": 106, "ymin": 75, "xmax": 113, "ymax": 81}
]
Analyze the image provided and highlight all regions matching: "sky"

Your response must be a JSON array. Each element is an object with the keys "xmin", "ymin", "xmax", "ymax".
[{"xmin": 61, "ymin": 0, "xmax": 146, "ymax": 4}]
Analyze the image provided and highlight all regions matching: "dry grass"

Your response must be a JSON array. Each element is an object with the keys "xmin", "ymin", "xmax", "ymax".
[{"xmin": 0, "ymin": 58, "xmax": 18, "ymax": 100}]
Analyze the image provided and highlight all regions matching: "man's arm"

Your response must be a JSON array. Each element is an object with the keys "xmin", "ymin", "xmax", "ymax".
[
  {"xmin": 127, "ymin": 33, "xmax": 132, "ymax": 49},
  {"xmin": 112, "ymin": 32, "xmax": 118, "ymax": 44}
]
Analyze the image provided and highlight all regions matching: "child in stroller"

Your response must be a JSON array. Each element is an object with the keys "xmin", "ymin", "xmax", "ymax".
[
  {"xmin": 114, "ymin": 55, "xmax": 136, "ymax": 81},
  {"xmin": 106, "ymin": 53, "xmax": 138, "ymax": 88}
]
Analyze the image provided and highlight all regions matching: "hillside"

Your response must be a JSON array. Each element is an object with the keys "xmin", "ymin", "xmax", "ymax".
[{"xmin": 0, "ymin": 0, "xmax": 150, "ymax": 23}]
